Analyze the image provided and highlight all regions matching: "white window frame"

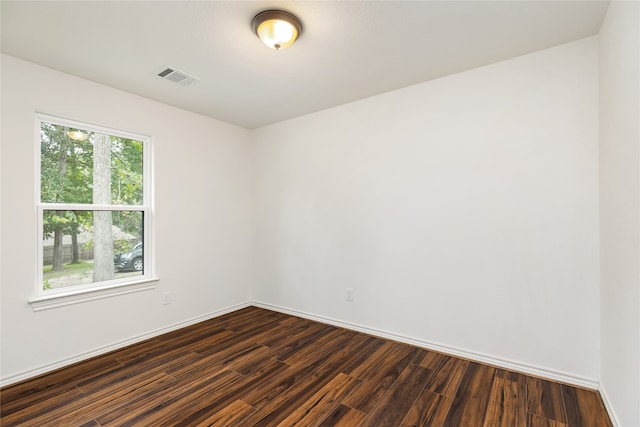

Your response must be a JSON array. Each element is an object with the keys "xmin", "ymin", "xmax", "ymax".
[{"xmin": 30, "ymin": 114, "xmax": 157, "ymax": 311}]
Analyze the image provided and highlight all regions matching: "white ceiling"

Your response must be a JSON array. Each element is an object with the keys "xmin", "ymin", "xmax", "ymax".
[{"xmin": 1, "ymin": 1, "xmax": 609, "ymax": 129}]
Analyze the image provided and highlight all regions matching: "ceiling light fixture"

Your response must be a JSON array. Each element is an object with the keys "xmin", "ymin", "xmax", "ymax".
[
  {"xmin": 252, "ymin": 10, "xmax": 302, "ymax": 51},
  {"xmin": 67, "ymin": 130, "xmax": 89, "ymax": 141}
]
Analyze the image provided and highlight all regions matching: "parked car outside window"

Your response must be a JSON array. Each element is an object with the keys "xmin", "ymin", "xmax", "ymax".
[{"xmin": 114, "ymin": 242, "xmax": 143, "ymax": 272}]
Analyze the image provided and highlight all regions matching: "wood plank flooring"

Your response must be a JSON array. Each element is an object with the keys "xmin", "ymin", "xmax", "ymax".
[{"xmin": 0, "ymin": 306, "xmax": 613, "ymax": 426}]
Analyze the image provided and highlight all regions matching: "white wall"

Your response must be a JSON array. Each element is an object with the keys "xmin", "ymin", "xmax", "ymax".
[
  {"xmin": 599, "ymin": 1, "xmax": 640, "ymax": 425},
  {"xmin": 252, "ymin": 37, "xmax": 601, "ymax": 383},
  {"xmin": 0, "ymin": 34, "xmax": 613, "ymax": 395},
  {"xmin": 0, "ymin": 55, "xmax": 253, "ymax": 383}
]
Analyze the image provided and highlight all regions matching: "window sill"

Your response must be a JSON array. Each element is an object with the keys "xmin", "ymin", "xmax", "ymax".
[{"xmin": 28, "ymin": 277, "xmax": 159, "ymax": 312}]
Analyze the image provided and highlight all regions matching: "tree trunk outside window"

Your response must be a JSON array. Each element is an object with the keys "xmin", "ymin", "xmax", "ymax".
[
  {"xmin": 51, "ymin": 129, "xmax": 68, "ymax": 272},
  {"xmin": 93, "ymin": 134, "xmax": 114, "ymax": 282}
]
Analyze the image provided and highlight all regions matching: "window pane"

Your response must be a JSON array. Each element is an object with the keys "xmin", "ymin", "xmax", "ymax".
[
  {"xmin": 40, "ymin": 122, "xmax": 143, "ymax": 205},
  {"xmin": 42, "ymin": 210, "xmax": 144, "ymax": 291}
]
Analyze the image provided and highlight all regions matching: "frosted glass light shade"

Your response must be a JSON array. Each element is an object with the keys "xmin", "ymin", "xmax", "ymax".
[
  {"xmin": 67, "ymin": 130, "xmax": 88, "ymax": 141},
  {"xmin": 252, "ymin": 10, "xmax": 302, "ymax": 51}
]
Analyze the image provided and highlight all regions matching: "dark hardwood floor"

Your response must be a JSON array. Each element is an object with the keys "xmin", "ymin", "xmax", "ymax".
[{"xmin": 0, "ymin": 306, "xmax": 612, "ymax": 426}]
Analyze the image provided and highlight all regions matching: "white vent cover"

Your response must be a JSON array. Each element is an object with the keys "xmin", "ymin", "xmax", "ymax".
[{"xmin": 157, "ymin": 67, "xmax": 200, "ymax": 86}]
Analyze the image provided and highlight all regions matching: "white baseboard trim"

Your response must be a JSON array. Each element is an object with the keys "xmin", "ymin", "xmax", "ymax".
[
  {"xmin": 252, "ymin": 301, "xmax": 600, "ymax": 390},
  {"xmin": 599, "ymin": 383, "xmax": 622, "ymax": 427},
  {"xmin": 2, "ymin": 300, "xmax": 601, "ymax": 393},
  {"xmin": 0, "ymin": 301, "xmax": 251, "ymax": 388}
]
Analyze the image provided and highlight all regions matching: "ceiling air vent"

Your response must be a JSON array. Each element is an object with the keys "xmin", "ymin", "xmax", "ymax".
[{"xmin": 157, "ymin": 67, "xmax": 199, "ymax": 86}]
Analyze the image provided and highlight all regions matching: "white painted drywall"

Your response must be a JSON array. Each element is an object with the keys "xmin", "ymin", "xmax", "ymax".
[
  {"xmin": 2, "ymin": 33, "xmax": 617, "ymax": 396},
  {"xmin": 599, "ymin": 1, "xmax": 640, "ymax": 425},
  {"xmin": 252, "ymin": 38, "xmax": 601, "ymax": 381},
  {"xmin": 0, "ymin": 55, "xmax": 253, "ymax": 382}
]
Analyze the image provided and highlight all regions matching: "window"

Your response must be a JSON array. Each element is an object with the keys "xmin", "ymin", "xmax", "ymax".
[{"xmin": 32, "ymin": 114, "xmax": 154, "ymax": 309}]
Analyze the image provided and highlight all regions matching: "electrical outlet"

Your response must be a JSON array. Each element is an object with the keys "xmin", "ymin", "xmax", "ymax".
[
  {"xmin": 162, "ymin": 292, "xmax": 171, "ymax": 305},
  {"xmin": 346, "ymin": 288, "xmax": 354, "ymax": 302}
]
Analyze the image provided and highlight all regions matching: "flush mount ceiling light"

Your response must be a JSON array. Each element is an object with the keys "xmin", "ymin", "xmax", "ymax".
[
  {"xmin": 252, "ymin": 9, "xmax": 303, "ymax": 51},
  {"xmin": 67, "ymin": 130, "xmax": 88, "ymax": 141}
]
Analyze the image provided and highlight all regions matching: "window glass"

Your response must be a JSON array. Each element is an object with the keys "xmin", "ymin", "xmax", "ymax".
[
  {"xmin": 42, "ymin": 210, "xmax": 144, "ymax": 290},
  {"xmin": 38, "ymin": 116, "xmax": 149, "ymax": 295},
  {"xmin": 40, "ymin": 122, "xmax": 143, "ymax": 205}
]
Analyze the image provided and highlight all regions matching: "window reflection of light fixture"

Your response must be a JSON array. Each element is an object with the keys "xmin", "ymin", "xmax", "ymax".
[
  {"xmin": 252, "ymin": 10, "xmax": 302, "ymax": 51},
  {"xmin": 67, "ymin": 130, "xmax": 89, "ymax": 141}
]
